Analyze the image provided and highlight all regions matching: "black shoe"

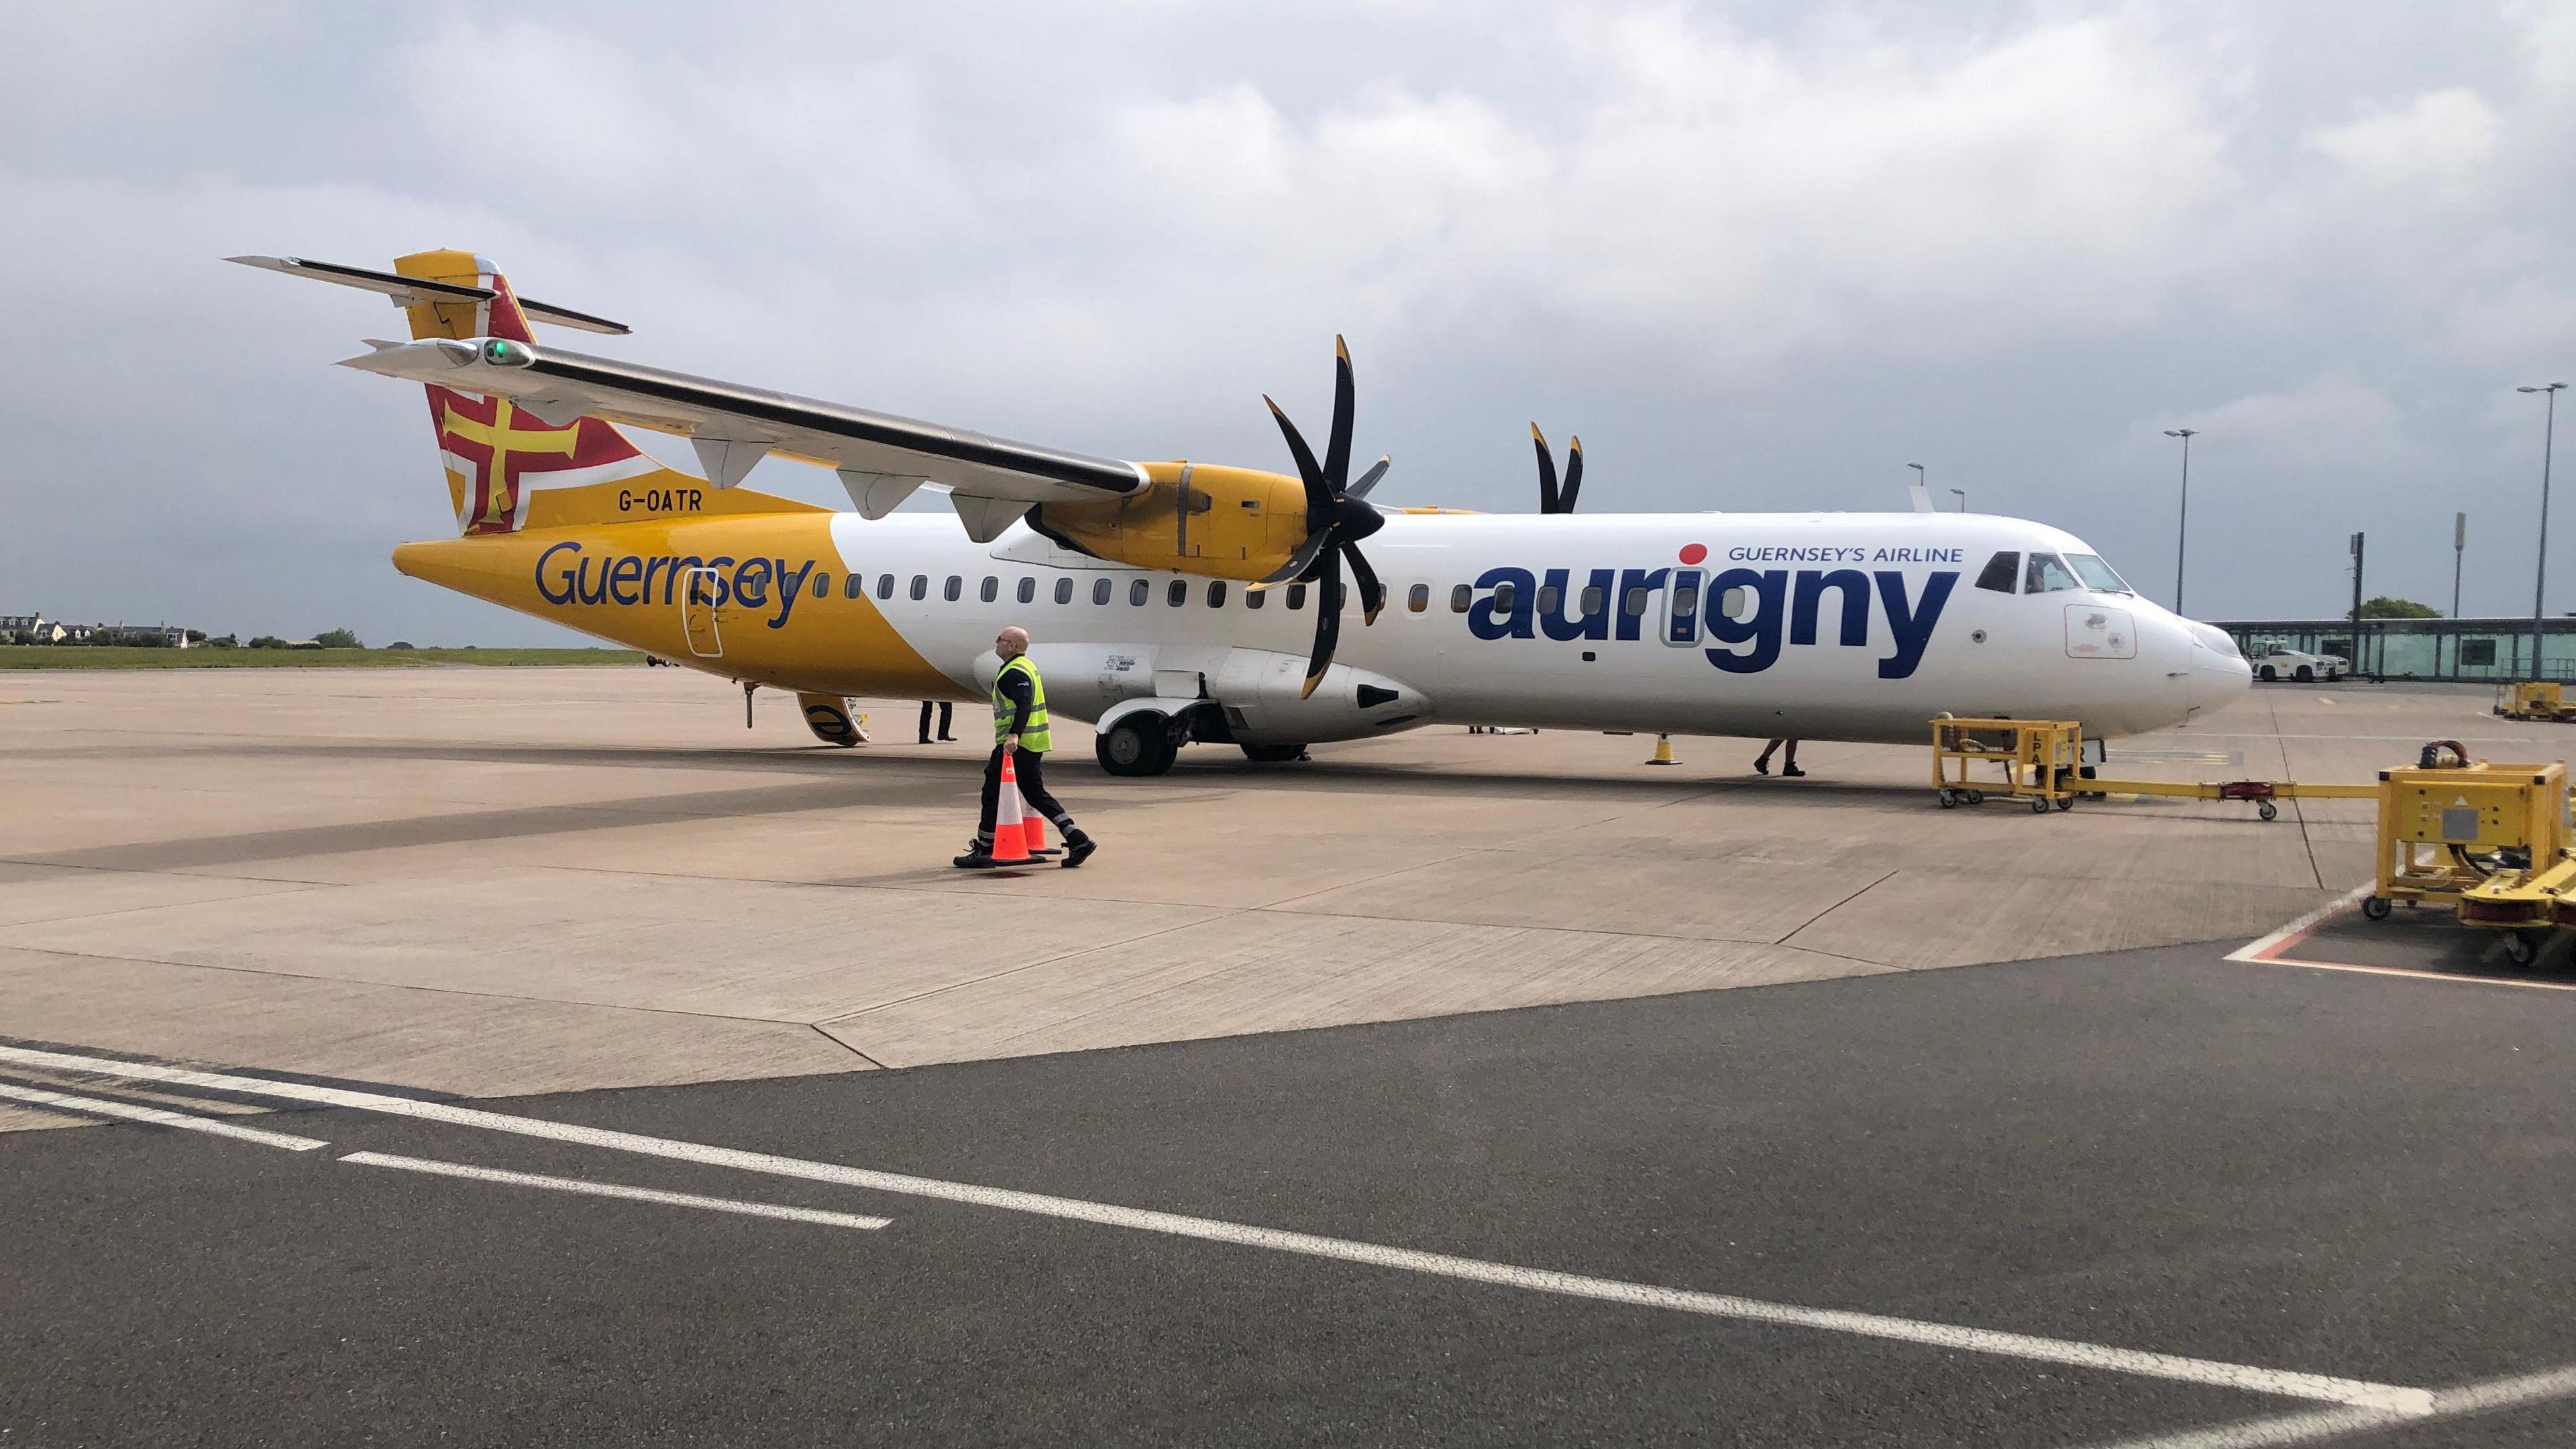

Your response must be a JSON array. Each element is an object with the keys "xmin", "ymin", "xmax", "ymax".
[
  {"xmin": 953, "ymin": 842, "xmax": 998, "ymax": 869},
  {"xmin": 938, "ymin": 734, "xmax": 957, "ymax": 742},
  {"xmin": 1782, "ymin": 764, "xmax": 1806, "ymax": 777},
  {"xmin": 1753, "ymin": 758, "xmax": 1770, "ymax": 775},
  {"xmin": 1061, "ymin": 836, "xmax": 1097, "ymax": 869}
]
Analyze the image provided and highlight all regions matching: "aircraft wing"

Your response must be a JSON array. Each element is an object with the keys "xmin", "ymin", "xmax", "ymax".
[{"xmin": 336, "ymin": 335, "xmax": 1149, "ymax": 529}]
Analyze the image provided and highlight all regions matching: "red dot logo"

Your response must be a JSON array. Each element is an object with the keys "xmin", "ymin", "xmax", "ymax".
[{"xmin": 1678, "ymin": 543, "xmax": 1708, "ymax": 566}]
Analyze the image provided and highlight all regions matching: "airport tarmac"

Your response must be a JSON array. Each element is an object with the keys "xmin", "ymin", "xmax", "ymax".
[{"xmin": 6, "ymin": 667, "xmax": 2576, "ymax": 1444}]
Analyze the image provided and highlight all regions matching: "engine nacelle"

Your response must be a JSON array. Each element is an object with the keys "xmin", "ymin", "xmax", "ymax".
[{"xmin": 1028, "ymin": 461, "xmax": 1311, "ymax": 583}]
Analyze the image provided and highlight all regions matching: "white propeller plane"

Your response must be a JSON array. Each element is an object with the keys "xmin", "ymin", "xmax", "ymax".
[{"xmin": 237, "ymin": 250, "xmax": 2252, "ymax": 775}]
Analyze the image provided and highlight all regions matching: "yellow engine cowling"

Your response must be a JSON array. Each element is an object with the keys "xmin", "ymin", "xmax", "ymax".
[{"xmin": 1030, "ymin": 461, "xmax": 1313, "ymax": 582}]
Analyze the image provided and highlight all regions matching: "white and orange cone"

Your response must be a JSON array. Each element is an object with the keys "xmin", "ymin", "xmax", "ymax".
[
  {"xmin": 1022, "ymin": 807, "xmax": 1055, "ymax": 855},
  {"xmin": 990, "ymin": 754, "xmax": 1032, "ymax": 864}
]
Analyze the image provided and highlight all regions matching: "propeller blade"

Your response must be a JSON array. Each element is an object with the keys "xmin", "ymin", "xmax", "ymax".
[
  {"xmin": 1301, "ymin": 547, "xmax": 1345, "ymax": 700},
  {"xmin": 1265, "ymin": 395, "xmax": 1332, "ymax": 515},
  {"xmin": 1342, "ymin": 542, "xmax": 1385, "ymax": 626},
  {"xmin": 1562, "ymin": 435, "xmax": 1582, "ymax": 513},
  {"xmin": 1531, "ymin": 423, "xmax": 1560, "ymax": 514},
  {"xmin": 1348, "ymin": 455, "xmax": 1391, "ymax": 499},
  {"xmin": 1324, "ymin": 337, "xmax": 1355, "ymax": 496},
  {"xmin": 1253, "ymin": 529, "xmax": 1332, "ymax": 587}
]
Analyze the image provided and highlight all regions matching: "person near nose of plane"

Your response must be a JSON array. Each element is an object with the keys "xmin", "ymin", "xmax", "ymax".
[
  {"xmin": 955, "ymin": 627, "xmax": 1097, "ymax": 869},
  {"xmin": 918, "ymin": 700, "xmax": 954, "ymax": 745}
]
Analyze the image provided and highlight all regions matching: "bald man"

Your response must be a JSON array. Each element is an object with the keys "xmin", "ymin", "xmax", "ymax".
[{"xmin": 957, "ymin": 626, "xmax": 1097, "ymax": 868}]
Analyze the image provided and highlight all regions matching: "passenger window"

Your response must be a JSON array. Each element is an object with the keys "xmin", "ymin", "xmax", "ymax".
[
  {"xmin": 2023, "ymin": 553, "xmax": 2080, "ymax": 593},
  {"xmin": 810, "ymin": 572, "xmax": 829, "ymax": 599},
  {"xmin": 910, "ymin": 575, "xmax": 928, "ymax": 601},
  {"xmin": 1408, "ymin": 583, "xmax": 1430, "ymax": 613},
  {"xmin": 844, "ymin": 573, "xmax": 863, "ymax": 600},
  {"xmin": 1287, "ymin": 583, "xmax": 1308, "ymax": 610},
  {"xmin": 1092, "ymin": 578, "xmax": 1112, "ymax": 605},
  {"xmin": 1976, "ymin": 552, "xmax": 2019, "ymax": 594},
  {"xmin": 979, "ymin": 576, "xmax": 998, "ymax": 604},
  {"xmin": 1719, "ymin": 587, "xmax": 1746, "ymax": 620},
  {"xmin": 1130, "ymin": 578, "xmax": 1149, "ymax": 606},
  {"xmin": 1245, "ymin": 587, "xmax": 1266, "ymax": 610},
  {"xmin": 1450, "ymin": 584, "xmax": 1472, "ymax": 613},
  {"xmin": 1536, "ymin": 584, "xmax": 1561, "ymax": 615},
  {"xmin": 877, "ymin": 574, "xmax": 895, "ymax": 600},
  {"xmin": 1016, "ymin": 577, "xmax": 1034, "ymax": 604},
  {"xmin": 1210, "ymin": 581, "xmax": 1228, "ymax": 608},
  {"xmin": 944, "ymin": 576, "xmax": 963, "ymax": 602},
  {"xmin": 1493, "ymin": 581, "xmax": 1517, "ymax": 612},
  {"xmin": 1580, "ymin": 585, "xmax": 1604, "ymax": 615},
  {"xmin": 1623, "ymin": 586, "xmax": 1648, "ymax": 616},
  {"xmin": 1054, "ymin": 578, "xmax": 1073, "ymax": 605},
  {"xmin": 1167, "ymin": 580, "xmax": 1187, "ymax": 606}
]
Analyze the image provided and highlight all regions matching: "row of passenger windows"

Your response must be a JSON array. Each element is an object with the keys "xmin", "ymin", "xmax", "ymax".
[
  {"xmin": 1973, "ymin": 550, "xmax": 2131, "ymax": 596},
  {"xmin": 810, "ymin": 573, "xmax": 1734, "ymax": 619}
]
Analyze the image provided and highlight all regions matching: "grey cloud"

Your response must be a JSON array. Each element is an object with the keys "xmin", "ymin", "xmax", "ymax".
[{"xmin": 3, "ymin": 0, "xmax": 2571, "ymax": 643}]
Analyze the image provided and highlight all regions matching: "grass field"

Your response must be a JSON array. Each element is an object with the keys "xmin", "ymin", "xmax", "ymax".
[{"xmin": 0, "ymin": 647, "xmax": 649, "ymax": 669}]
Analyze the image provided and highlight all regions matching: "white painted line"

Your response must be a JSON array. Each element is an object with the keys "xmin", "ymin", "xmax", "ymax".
[
  {"xmin": 338, "ymin": 1152, "xmax": 891, "ymax": 1230},
  {"xmin": 0, "ymin": 1044, "xmax": 2429, "ymax": 1414},
  {"xmin": 2226, "ymin": 885, "xmax": 2576, "ymax": 992},
  {"xmin": 2225, "ymin": 885, "xmax": 2373, "ymax": 964},
  {"xmin": 0, "ymin": 1079, "xmax": 327, "ymax": 1152},
  {"xmin": 2081, "ymin": 1361, "xmax": 2576, "ymax": 1448}
]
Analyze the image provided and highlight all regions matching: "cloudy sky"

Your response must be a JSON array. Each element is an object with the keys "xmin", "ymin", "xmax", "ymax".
[{"xmin": 3, "ymin": 0, "xmax": 2571, "ymax": 643}]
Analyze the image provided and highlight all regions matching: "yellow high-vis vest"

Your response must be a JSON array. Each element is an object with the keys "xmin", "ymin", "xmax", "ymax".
[{"xmin": 991, "ymin": 655, "xmax": 1052, "ymax": 753}]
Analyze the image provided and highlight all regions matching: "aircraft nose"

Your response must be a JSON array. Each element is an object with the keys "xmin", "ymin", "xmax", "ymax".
[{"xmin": 2191, "ymin": 635, "xmax": 2253, "ymax": 714}]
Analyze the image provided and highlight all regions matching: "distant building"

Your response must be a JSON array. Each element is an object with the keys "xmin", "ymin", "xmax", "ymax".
[
  {"xmin": 0, "ymin": 613, "xmax": 58, "ymax": 644},
  {"xmin": 2216, "ymin": 614, "xmax": 2576, "ymax": 683}
]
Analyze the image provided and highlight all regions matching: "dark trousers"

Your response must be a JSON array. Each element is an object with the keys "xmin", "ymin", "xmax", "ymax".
[
  {"xmin": 919, "ymin": 700, "xmax": 953, "ymax": 743},
  {"xmin": 979, "ymin": 747, "xmax": 1080, "ymax": 842}
]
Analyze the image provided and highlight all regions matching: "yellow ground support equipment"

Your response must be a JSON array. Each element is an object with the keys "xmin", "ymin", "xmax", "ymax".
[
  {"xmin": 2493, "ymin": 681, "xmax": 2576, "ymax": 722},
  {"xmin": 2362, "ymin": 751, "xmax": 2576, "ymax": 964},
  {"xmin": 1931, "ymin": 716, "xmax": 2378, "ymax": 820},
  {"xmin": 2079, "ymin": 773, "xmax": 2378, "ymax": 822},
  {"xmin": 1932, "ymin": 718, "xmax": 2084, "ymax": 814}
]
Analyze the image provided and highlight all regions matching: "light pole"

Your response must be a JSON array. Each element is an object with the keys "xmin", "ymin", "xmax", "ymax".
[
  {"xmin": 1907, "ymin": 462, "xmax": 1926, "ymax": 500},
  {"xmin": 1949, "ymin": 488, "xmax": 1967, "ymax": 512},
  {"xmin": 2520, "ymin": 383, "xmax": 2566, "ymax": 682},
  {"xmin": 2164, "ymin": 428, "xmax": 2196, "ymax": 615}
]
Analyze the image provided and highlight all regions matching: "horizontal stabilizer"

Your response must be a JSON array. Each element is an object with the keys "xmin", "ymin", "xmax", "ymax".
[{"xmin": 227, "ymin": 255, "xmax": 630, "ymax": 335}]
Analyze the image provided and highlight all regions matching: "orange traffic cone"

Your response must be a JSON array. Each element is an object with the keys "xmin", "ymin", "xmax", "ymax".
[
  {"xmin": 1022, "ymin": 806, "xmax": 1055, "ymax": 855},
  {"xmin": 989, "ymin": 753, "xmax": 1032, "ymax": 864}
]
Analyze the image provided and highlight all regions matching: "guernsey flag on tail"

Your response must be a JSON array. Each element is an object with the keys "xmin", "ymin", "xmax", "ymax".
[{"xmin": 392, "ymin": 250, "xmax": 671, "ymax": 535}]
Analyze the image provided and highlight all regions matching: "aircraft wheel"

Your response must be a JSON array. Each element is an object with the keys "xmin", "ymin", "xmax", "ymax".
[
  {"xmin": 2259, "ymin": 665, "xmax": 2277, "ymax": 682},
  {"xmin": 1097, "ymin": 716, "xmax": 1177, "ymax": 777},
  {"xmin": 2361, "ymin": 894, "xmax": 2392, "ymax": 921},
  {"xmin": 1240, "ymin": 743, "xmax": 1308, "ymax": 764}
]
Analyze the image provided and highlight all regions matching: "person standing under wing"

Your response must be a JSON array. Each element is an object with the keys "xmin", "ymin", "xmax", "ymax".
[{"xmin": 955, "ymin": 627, "xmax": 1098, "ymax": 869}]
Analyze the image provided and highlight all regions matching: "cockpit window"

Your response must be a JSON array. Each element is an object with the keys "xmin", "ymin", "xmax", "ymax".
[
  {"xmin": 2065, "ymin": 553, "xmax": 2131, "ymax": 593},
  {"xmin": 1975, "ymin": 551, "xmax": 2019, "ymax": 594},
  {"xmin": 2024, "ymin": 552, "xmax": 2082, "ymax": 593}
]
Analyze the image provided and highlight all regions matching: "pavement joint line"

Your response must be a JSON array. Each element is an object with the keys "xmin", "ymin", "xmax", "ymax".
[
  {"xmin": 815, "ymin": 910, "xmax": 1244, "ymax": 1025},
  {"xmin": 337, "ymin": 1151, "xmax": 892, "ymax": 1230},
  {"xmin": 0, "ymin": 1042, "xmax": 2433, "ymax": 1413},
  {"xmin": 1771, "ymin": 867, "xmax": 1904, "ymax": 947},
  {"xmin": 0, "ymin": 1079, "xmax": 327, "ymax": 1152},
  {"xmin": 0, "ymin": 943, "xmax": 831, "ymax": 1026},
  {"xmin": 2078, "ymin": 1362, "xmax": 2576, "ymax": 1448}
]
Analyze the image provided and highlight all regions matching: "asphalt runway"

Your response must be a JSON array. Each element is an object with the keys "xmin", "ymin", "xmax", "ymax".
[{"xmin": 8, "ymin": 935, "xmax": 2576, "ymax": 1448}]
